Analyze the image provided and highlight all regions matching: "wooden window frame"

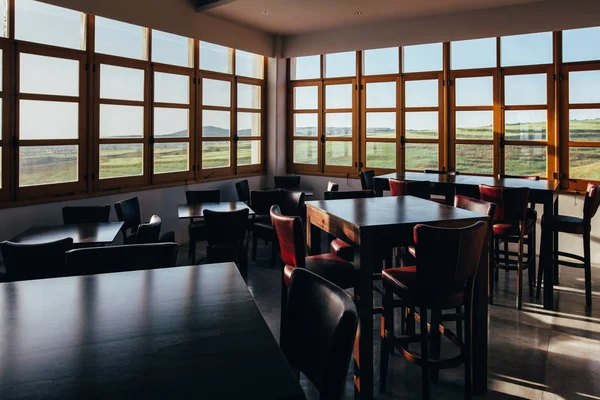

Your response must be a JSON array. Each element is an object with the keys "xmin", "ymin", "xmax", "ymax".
[
  {"xmin": 288, "ymin": 79, "xmax": 322, "ymax": 174},
  {"xmin": 236, "ymin": 75, "xmax": 265, "ymax": 175},
  {"xmin": 0, "ymin": 39, "xmax": 11, "ymax": 201}
]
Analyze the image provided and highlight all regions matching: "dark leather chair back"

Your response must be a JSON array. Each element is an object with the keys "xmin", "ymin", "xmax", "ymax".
[
  {"xmin": 499, "ymin": 174, "xmax": 540, "ymax": 180},
  {"xmin": 250, "ymin": 189, "xmax": 281, "ymax": 215},
  {"xmin": 454, "ymin": 195, "xmax": 497, "ymax": 238},
  {"xmin": 283, "ymin": 268, "xmax": 358, "ymax": 400},
  {"xmin": 274, "ymin": 176, "xmax": 301, "ymax": 189},
  {"xmin": 425, "ymin": 169, "xmax": 459, "ymax": 176},
  {"xmin": 62, "ymin": 205, "xmax": 111, "ymax": 224},
  {"xmin": 235, "ymin": 179, "xmax": 250, "ymax": 204},
  {"xmin": 204, "ymin": 209, "xmax": 249, "ymax": 263},
  {"xmin": 137, "ymin": 215, "xmax": 162, "ymax": 244},
  {"xmin": 327, "ymin": 181, "xmax": 339, "ymax": 192},
  {"xmin": 115, "ymin": 197, "xmax": 142, "ymax": 236},
  {"xmin": 185, "ymin": 189, "xmax": 220, "ymax": 204},
  {"xmin": 1, "ymin": 238, "xmax": 73, "ymax": 281},
  {"xmin": 389, "ymin": 179, "xmax": 431, "ymax": 199},
  {"xmin": 66, "ymin": 243, "xmax": 178, "ymax": 276},
  {"xmin": 270, "ymin": 205, "xmax": 305, "ymax": 269},
  {"xmin": 479, "ymin": 185, "xmax": 529, "ymax": 223},
  {"xmin": 279, "ymin": 189, "xmax": 305, "ymax": 217},
  {"xmin": 360, "ymin": 170, "xmax": 375, "ymax": 190},
  {"xmin": 324, "ymin": 190, "xmax": 374, "ymax": 200},
  {"xmin": 584, "ymin": 183, "xmax": 600, "ymax": 223}
]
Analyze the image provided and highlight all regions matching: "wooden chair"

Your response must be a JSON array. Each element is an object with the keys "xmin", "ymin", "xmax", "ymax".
[
  {"xmin": 235, "ymin": 179, "xmax": 250, "ymax": 205},
  {"xmin": 274, "ymin": 176, "xmax": 301, "ymax": 190},
  {"xmin": 1, "ymin": 237, "xmax": 73, "ymax": 281},
  {"xmin": 62, "ymin": 205, "xmax": 111, "ymax": 224},
  {"xmin": 389, "ymin": 179, "xmax": 432, "ymax": 200},
  {"xmin": 360, "ymin": 170, "xmax": 375, "ymax": 190},
  {"xmin": 185, "ymin": 189, "xmax": 221, "ymax": 264},
  {"xmin": 327, "ymin": 181, "xmax": 339, "ymax": 192},
  {"xmin": 204, "ymin": 208, "xmax": 250, "ymax": 279},
  {"xmin": 114, "ymin": 197, "xmax": 175, "ymax": 245}
]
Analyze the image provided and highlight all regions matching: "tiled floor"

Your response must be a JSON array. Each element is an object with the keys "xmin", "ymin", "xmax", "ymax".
[{"xmin": 184, "ymin": 238, "xmax": 600, "ymax": 400}]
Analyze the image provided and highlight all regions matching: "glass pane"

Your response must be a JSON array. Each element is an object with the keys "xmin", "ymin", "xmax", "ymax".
[
  {"xmin": 405, "ymin": 111, "xmax": 438, "ymax": 139},
  {"xmin": 326, "ymin": 142, "xmax": 352, "ymax": 166},
  {"xmin": 16, "ymin": 0, "xmax": 83, "ymax": 49},
  {"xmin": 501, "ymin": 32, "xmax": 552, "ymax": 67},
  {"xmin": 325, "ymin": 113, "xmax": 352, "ymax": 137},
  {"xmin": 505, "ymin": 74, "xmax": 547, "ymax": 105},
  {"xmin": 100, "ymin": 65, "xmax": 144, "ymax": 101},
  {"xmin": 237, "ymin": 112, "xmax": 261, "ymax": 137},
  {"xmin": 202, "ymin": 110, "xmax": 230, "ymax": 137},
  {"xmin": 0, "ymin": 50, "xmax": 3, "ymax": 91},
  {"xmin": 366, "ymin": 112, "xmax": 395, "ymax": 138},
  {"xmin": 569, "ymin": 71, "xmax": 600, "ymax": 104},
  {"xmin": 563, "ymin": 27, "xmax": 600, "ymax": 63},
  {"xmin": 154, "ymin": 142, "xmax": 188, "ymax": 174},
  {"xmin": 237, "ymin": 141, "xmax": 261, "ymax": 166},
  {"xmin": 505, "ymin": 145, "xmax": 546, "ymax": 177},
  {"xmin": 95, "ymin": 17, "xmax": 144, "ymax": 60},
  {"xmin": 366, "ymin": 82, "xmax": 396, "ymax": 108},
  {"xmin": 202, "ymin": 78, "xmax": 230, "ymax": 107},
  {"xmin": 451, "ymin": 38, "xmax": 496, "ymax": 70},
  {"xmin": 455, "ymin": 76, "xmax": 493, "ymax": 106},
  {"xmin": 293, "ymin": 141, "xmax": 318, "ymax": 164},
  {"xmin": 570, "ymin": 147, "xmax": 600, "ymax": 180},
  {"xmin": 405, "ymin": 143, "xmax": 438, "ymax": 170},
  {"xmin": 19, "ymin": 145, "xmax": 78, "ymax": 187},
  {"xmin": 294, "ymin": 114, "xmax": 317, "ymax": 137},
  {"xmin": 154, "ymin": 108, "xmax": 188, "ymax": 138},
  {"xmin": 403, "ymin": 43, "xmax": 443, "ymax": 73},
  {"xmin": 363, "ymin": 47, "xmax": 399, "ymax": 76},
  {"xmin": 569, "ymin": 109, "xmax": 600, "ymax": 141},
  {"xmin": 99, "ymin": 105, "xmax": 144, "ymax": 139},
  {"xmin": 20, "ymin": 53, "xmax": 79, "ymax": 96},
  {"xmin": 294, "ymin": 86, "xmax": 318, "ymax": 110},
  {"xmin": 291, "ymin": 55, "xmax": 320, "ymax": 80},
  {"xmin": 325, "ymin": 84, "xmax": 352, "ymax": 109},
  {"xmin": 236, "ymin": 50, "xmax": 264, "ymax": 79},
  {"xmin": 505, "ymin": 110, "xmax": 547, "ymax": 141},
  {"xmin": 199, "ymin": 41, "xmax": 233, "ymax": 74},
  {"xmin": 366, "ymin": 142, "xmax": 396, "ymax": 169},
  {"xmin": 151, "ymin": 30, "xmax": 190, "ymax": 67},
  {"xmin": 325, "ymin": 52, "xmax": 356, "ymax": 78},
  {"xmin": 456, "ymin": 144, "xmax": 493, "ymax": 174},
  {"xmin": 0, "ymin": 0, "xmax": 6, "ymax": 37},
  {"xmin": 99, "ymin": 144, "xmax": 143, "ymax": 179},
  {"xmin": 154, "ymin": 72, "xmax": 189, "ymax": 104},
  {"xmin": 456, "ymin": 111, "xmax": 493, "ymax": 140},
  {"xmin": 405, "ymin": 80, "xmax": 438, "ymax": 107},
  {"xmin": 20, "ymin": 100, "xmax": 78, "ymax": 140},
  {"xmin": 202, "ymin": 141, "xmax": 230, "ymax": 169},
  {"xmin": 238, "ymin": 83, "xmax": 261, "ymax": 109}
]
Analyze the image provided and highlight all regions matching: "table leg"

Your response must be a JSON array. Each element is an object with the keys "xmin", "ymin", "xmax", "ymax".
[
  {"xmin": 473, "ymin": 230, "xmax": 489, "ymax": 395},
  {"xmin": 541, "ymin": 195, "xmax": 556, "ymax": 310},
  {"xmin": 307, "ymin": 219, "xmax": 322, "ymax": 256}
]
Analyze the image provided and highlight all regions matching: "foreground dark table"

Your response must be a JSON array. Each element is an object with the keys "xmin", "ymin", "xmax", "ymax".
[
  {"xmin": 0, "ymin": 263, "xmax": 305, "ymax": 400},
  {"xmin": 177, "ymin": 201, "xmax": 254, "ymax": 219},
  {"xmin": 306, "ymin": 196, "xmax": 489, "ymax": 399},
  {"xmin": 11, "ymin": 222, "xmax": 124, "ymax": 245}
]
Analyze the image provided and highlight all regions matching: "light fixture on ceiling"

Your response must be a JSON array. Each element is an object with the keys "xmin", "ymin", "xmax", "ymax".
[
  {"xmin": 262, "ymin": 10, "xmax": 269, "ymax": 14},
  {"xmin": 355, "ymin": 11, "xmax": 362, "ymax": 15}
]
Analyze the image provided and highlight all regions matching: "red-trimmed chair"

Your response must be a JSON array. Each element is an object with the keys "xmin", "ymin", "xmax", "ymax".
[{"xmin": 389, "ymin": 179, "xmax": 434, "ymax": 201}]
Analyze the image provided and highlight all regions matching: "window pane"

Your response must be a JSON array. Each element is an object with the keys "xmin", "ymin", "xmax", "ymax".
[
  {"xmin": 238, "ymin": 112, "xmax": 261, "ymax": 137},
  {"xmin": 403, "ymin": 43, "xmax": 442, "ymax": 73},
  {"xmin": 100, "ymin": 65, "xmax": 144, "ymax": 101},
  {"xmin": 100, "ymin": 105, "xmax": 144, "ymax": 139},
  {"xmin": 563, "ymin": 27, "xmax": 600, "ymax": 63},
  {"xmin": 366, "ymin": 112, "xmax": 395, "ymax": 138},
  {"xmin": 405, "ymin": 111, "xmax": 437, "ymax": 139},
  {"xmin": 505, "ymin": 145, "xmax": 546, "ymax": 176},
  {"xmin": 325, "ymin": 52, "xmax": 356, "ymax": 78},
  {"xmin": 95, "ymin": 17, "xmax": 144, "ymax": 60},
  {"xmin": 569, "ymin": 109, "xmax": 600, "ymax": 141},
  {"xmin": 199, "ymin": 41, "xmax": 233, "ymax": 74},
  {"xmin": 99, "ymin": 144, "xmax": 143, "ymax": 179},
  {"xmin": 456, "ymin": 144, "xmax": 493, "ymax": 174},
  {"xmin": 366, "ymin": 82, "xmax": 396, "ymax": 108},
  {"xmin": 405, "ymin": 143, "xmax": 438, "ymax": 170},
  {"xmin": 501, "ymin": 32, "xmax": 552, "ymax": 67},
  {"xmin": 154, "ymin": 142, "xmax": 188, "ymax": 174},
  {"xmin": 154, "ymin": 108, "xmax": 188, "ymax": 137},
  {"xmin": 19, "ymin": 145, "xmax": 78, "ymax": 187},
  {"xmin": 325, "ymin": 113, "xmax": 352, "ymax": 137},
  {"xmin": 325, "ymin": 142, "xmax": 352, "ymax": 166},
  {"xmin": 451, "ymin": 38, "xmax": 496, "ymax": 70},
  {"xmin": 325, "ymin": 84, "xmax": 352, "ymax": 109},
  {"xmin": 20, "ymin": 53, "xmax": 79, "ymax": 96},
  {"xmin": 202, "ymin": 141, "xmax": 230, "ymax": 169},
  {"xmin": 294, "ymin": 114, "xmax": 317, "ymax": 137},
  {"xmin": 155, "ymin": 72, "xmax": 189, "ymax": 104},
  {"xmin": 505, "ymin": 74, "xmax": 547, "ymax": 105},
  {"xmin": 570, "ymin": 147, "xmax": 600, "ymax": 180},
  {"xmin": 20, "ymin": 100, "xmax": 78, "ymax": 140},
  {"xmin": 238, "ymin": 83, "xmax": 261, "ymax": 109},
  {"xmin": 0, "ymin": 0, "xmax": 6, "ymax": 37},
  {"xmin": 455, "ymin": 76, "xmax": 493, "ymax": 106},
  {"xmin": 236, "ymin": 50, "xmax": 264, "ymax": 79},
  {"xmin": 456, "ymin": 111, "xmax": 493, "ymax": 140},
  {"xmin": 405, "ymin": 80, "xmax": 438, "ymax": 107},
  {"xmin": 238, "ymin": 141, "xmax": 261, "ymax": 166},
  {"xmin": 363, "ymin": 47, "xmax": 399, "ymax": 76},
  {"xmin": 505, "ymin": 110, "xmax": 547, "ymax": 141},
  {"xmin": 151, "ymin": 30, "xmax": 190, "ymax": 67},
  {"xmin": 293, "ymin": 141, "xmax": 318, "ymax": 164},
  {"xmin": 0, "ymin": 50, "xmax": 3, "ymax": 91},
  {"xmin": 294, "ymin": 86, "xmax": 318, "ymax": 110},
  {"xmin": 202, "ymin": 110, "xmax": 230, "ymax": 137},
  {"xmin": 202, "ymin": 78, "xmax": 230, "ymax": 107},
  {"xmin": 569, "ymin": 71, "xmax": 600, "ymax": 104},
  {"xmin": 366, "ymin": 142, "xmax": 395, "ymax": 169},
  {"xmin": 16, "ymin": 0, "xmax": 83, "ymax": 49},
  {"xmin": 291, "ymin": 55, "xmax": 320, "ymax": 80}
]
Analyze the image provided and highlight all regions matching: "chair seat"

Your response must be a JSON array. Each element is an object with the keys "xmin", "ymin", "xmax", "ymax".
[
  {"xmin": 546, "ymin": 214, "xmax": 586, "ymax": 234},
  {"xmin": 284, "ymin": 254, "xmax": 355, "ymax": 289},
  {"xmin": 493, "ymin": 223, "xmax": 521, "ymax": 236},
  {"xmin": 330, "ymin": 239, "xmax": 354, "ymax": 262},
  {"xmin": 159, "ymin": 231, "xmax": 175, "ymax": 243}
]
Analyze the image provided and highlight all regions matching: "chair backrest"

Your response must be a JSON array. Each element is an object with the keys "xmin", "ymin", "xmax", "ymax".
[
  {"xmin": 270, "ymin": 205, "xmax": 305, "ymax": 269},
  {"xmin": 204, "ymin": 209, "xmax": 249, "ymax": 264},
  {"xmin": 327, "ymin": 181, "xmax": 339, "ymax": 192},
  {"xmin": 278, "ymin": 189, "xmax": 305, "ymax": 217},
  {"xmin": 66, "ymin": 243, "xmax": 178, "ymax": 276},
  {"xmin": 185, "ymin": 189, "xmax": 220, "ymax": 204},
  {"xmin": 1, "ymin": 237, "xmax": 73, "ymax": 281},
  {"xmin": 425, "ymin": 169, "xmax": 460, "ymax": 176},
  {"xmin": 235, "ymin": 179, "xmax": 250, "ymax": 203},
  {"xmin": 274, "ymin": 176, "xmax": 301, "ymax": 189},
  {"xmin": 115, "ymin": 197, "xmax": 141, "ymax": 235},
  {"xmin": 324, "ymin": 190, "xmax": 374, "ymax": 200},
  {"xmin": 137, "ymin": 215, "xmax": 162, "ymax": 244},
  {"xmin": 251, "ymin": 189, "xmax": 281, "ymax": 215},
  {"xmin": 499, "ymin": 174, "xmax": 540, "ymax": 181},
  {"xmin": 584, "ymin": 183, "xmax": 600, "ymax": 223},
  {"xmin": 389, "ymin": 179, "xmax": 431, "ymax": 199},
  {"xmin": 62, "ymin": 205, "xmax": 111, "ymax": 225},
  {"xmin": 359, "ymin": 170, "xmax": 375, "ymax": 190},
  {"xmin": 454, "ymin": 195, "xmax": 497, "ymax": 239},
  {"xmin": 283, "ymin": 268, "xmax": 358, "ymax": 400},
  {"xmin": 479, "ymin": 185, "xmax": 529, "ymax": 223}
]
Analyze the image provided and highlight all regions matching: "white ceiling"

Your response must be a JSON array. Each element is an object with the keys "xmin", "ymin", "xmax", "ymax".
[{"xmin": 203, "ymin": 0, "xmax": 543, "ymax": 35}]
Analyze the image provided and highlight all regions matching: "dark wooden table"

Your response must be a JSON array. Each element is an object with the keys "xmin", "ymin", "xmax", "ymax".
[
  {"xmin": 306, "ymin": 196, "xmax": 489, "ymax": 399},
  {"xmin": 177, "ymin": 201, "xmax": 255, "ymax": 219},
  {"xmin": 12, "ymin": 222, "xmax": 124, "ymax": 245},
  {"xmin": 0, "ymin": 263, "xmax": 306, "ymax": 400}
]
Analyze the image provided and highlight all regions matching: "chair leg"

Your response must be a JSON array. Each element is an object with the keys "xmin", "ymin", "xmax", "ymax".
[
  {"xmin": 516, "ymin": 237, "xmax": 524, "ymax": 310},
  {"xmin": 527, "ymin": 232, "xmax": 535, "ymax": 297},
  {"xmin": 379, "ymin": 286, "xmax": 394, "ymax": 392},
  {"xmin": 429, "ymin": 309, "xmax": 442, "ymax": 383},
  {"xmin": 494, "ymin": 237, "xmax": 500, "ymax": 282},
  {"xmin": 420, "ymin": 307, "xmax": 430, "ymax": 400},
  {"xmin": 489, "ymin": 238, "xmax": 495, "ymax": 305},
  {"xmin": 503, "ymin": 239, "xmax": 509, "ymax": 272},
  {"xmin": 584, "ymin": 231, "xmax": 592, "ymax": 307},
  {"xmin": 554, "ymin": 230, "xmax": 560, "ymax": 285},
  {"xmin": 252, "ymin": 232, "xmax": 258, "ymax": 262}
]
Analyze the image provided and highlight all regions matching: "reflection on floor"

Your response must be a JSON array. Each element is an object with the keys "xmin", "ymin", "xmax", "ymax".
[{"xmin": 184, "ymin": 238, "xmax": 600, "ymax": 400}]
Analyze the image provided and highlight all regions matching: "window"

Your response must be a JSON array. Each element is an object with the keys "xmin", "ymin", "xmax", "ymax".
[
  {"xmin": 151, "ymin": 30, "xmax": 193, "ymax": 68},
  {"xmin": 200, "ymin": 75, "xmax": 232, "ymax": 174},
  {"xmin": 501, "ymin": 32, "xmax": 552, "ymax": 67},
  {"xmin": 563, "ymin": 27, "xmax": 600, "ymax": 63},
  {"xmin": 291, "ymin": 55, "xmax": 320, "ymax": 80},
  {"xmin": 403, "ymin": 43, "xmax": 443, "ymax": 73},
  {"xmin": 237, "ymin": 81, "xmax": 263, "ymax": 170},
  {"xmin": 236, "ymin": 50, "xmax": 264, "ymax": 79},
  {"xmin": 363, "ymin": 47, "xmax": 399, "ymax": 76},
  {"xmin": 199, "ymin": 41, "xmax": 233, "ymax": 74},
  {"xmin": 290, "ymin": 83, "xmax": 320, "ymax": 171},
  {"xmin": 325, "ymin": 51, "xmax": 356, "ymax": 78},
  {"xmin": 95, "ymin": 17, "xmax": 146, "ymax": 60},
  {"xmin": 451, "ymin": 37, "xmax": 496, "ymax": 70}
]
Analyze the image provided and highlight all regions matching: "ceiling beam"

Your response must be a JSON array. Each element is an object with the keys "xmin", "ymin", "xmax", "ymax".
[{"xmin": 196, "ymin": 0, "xmax": 239, "ymax": 11}]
